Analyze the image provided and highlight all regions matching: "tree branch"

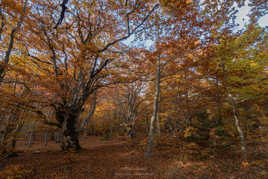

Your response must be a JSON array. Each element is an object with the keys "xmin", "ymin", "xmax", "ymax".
[
  {"xmin": 54, "ymin": 0, "xmax": 68, "ymax": 29},
  {"xmin": 98, "ymin": 3, "xmax": 159, "ymax": 53}
]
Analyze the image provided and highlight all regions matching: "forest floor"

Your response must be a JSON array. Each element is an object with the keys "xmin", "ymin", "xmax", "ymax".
[{"xmin": 1, "ymin": 135, "xmax": 268, "ymax": 178}]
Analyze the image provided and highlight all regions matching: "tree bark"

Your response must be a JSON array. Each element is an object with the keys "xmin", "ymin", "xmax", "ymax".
[
  {"xmin": 0, "ymin": 132, "xmax": 4, "ymax": 145},
  {"xmin": 60, "ymin": 114, "xmax": 81, "ymax": 152},
  {"xmin": 221, "ymin": 60, "xmax": 246, "ymax": 160},
  {"xmin": 26, "ymin": 121, "xmax": 36, "ymax": 147},
  {"xmin": 156, "ymin": 112, "xmax": 161, "ymax": 137},
  {"xmin": 80, "ymin": 90, "xmax": 97, "ymax": 134},
  {"xmin": 11, "ymin": 137, "xmax": 16, "ymax": 151},
  {"xmin": 27, "ymin": 131, "xmax": 33, "ymax": 147},
  {"xmin": 145, "ymin": 54, "xmax": 161, "ymax": 158},
  {"xmin": 43, "ymin": 132, "xmax": 48, "ymax": 146},
  {"xmin": 227, "ymin": 90, "xmax": 247, "ymax": 158},
  {"xmin": 145, "ymin": 117, "xmax": 149, "ymax": 134},
  {"xmin": 216, "ymin": 78, "xmax": 223, "ymax": 125}
]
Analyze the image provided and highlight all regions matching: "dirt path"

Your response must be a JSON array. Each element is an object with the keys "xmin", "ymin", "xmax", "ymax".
[
  {"xmin": 4, "ymin": 137, "xmax": 166, "ymax": 178},
  {"xmin": 4, "ymin": 136, "xmax": 268, "ymax": 178},
  {"xmin": 15, "ymin": 136, "xmax": 127, "ymax": 152}
]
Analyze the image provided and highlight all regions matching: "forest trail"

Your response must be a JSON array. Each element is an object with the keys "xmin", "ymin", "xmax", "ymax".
[
  {"xmin": 15, "ymin": 136, "xmax": 127, "ymax": 152},
  {"xmin": 5, "ymin": 137, "xmax": 165, "ymax": 178},
  {"xmin": 3, "ymin": 136, "xmax": 268, "ymax": 178}
]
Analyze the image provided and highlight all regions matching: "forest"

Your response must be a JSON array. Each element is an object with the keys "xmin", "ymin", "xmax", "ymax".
[{"xmin": 0, "ymin": 0, "xmax": 267, "ymax": 178}]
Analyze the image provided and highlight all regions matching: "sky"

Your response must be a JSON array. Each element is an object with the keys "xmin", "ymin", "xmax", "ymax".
[
  {"xmin": 123, "ymin": 2, "xmax": 268, "ymax": 48},
  {"xmin": 237, "ymin": 4, "xmax": 268, "ymax": 28},
  {"xmin": 259, "ymin": 15, "xmax": 268, "ymax": 27}
]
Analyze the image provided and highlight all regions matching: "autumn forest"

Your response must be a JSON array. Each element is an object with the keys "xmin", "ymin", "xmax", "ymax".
[{"xmin": 0, "ymin": 0, "xmax": 268, "ymax": 178}]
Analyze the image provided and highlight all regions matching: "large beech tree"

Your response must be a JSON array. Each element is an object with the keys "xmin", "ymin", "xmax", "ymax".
[{"xmin": 4, "ymin": 0, "xmax": 159, "ymax": 151}]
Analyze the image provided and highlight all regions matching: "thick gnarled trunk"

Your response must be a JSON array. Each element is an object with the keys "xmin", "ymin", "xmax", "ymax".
[
  {"xmin": 49, "ymin": 92, "xmax": 97, "ymax": 152},
  {"xmin": 61, "ymin": 118, "xmax": 81, "ymax": 151},
  {"xmin": 56, "ymin": 110, "xmax": 81, "ymax": 152}
]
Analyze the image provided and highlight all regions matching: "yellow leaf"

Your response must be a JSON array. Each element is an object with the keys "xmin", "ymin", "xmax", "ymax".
[
  {"xmin": 250, "ymin": 62, "xmax": 257, "ymax": 68},
  {"xmin": 184, "ymin": 127, "xmax": 194, "ymax": 138},
  {"xmin": 242, "ymin": 161, "xmax": 249, "ymax": 167},
  {"xmin": 186, "ymin": 0, "xmax": 192, "ymax": 4},
  {"xmin": 194, "ymin": 40, "xmax": 200, "ymax": 46},
  {"xmin": 187, "ymin": 54, "xmax": 194, "ymax": 59}
]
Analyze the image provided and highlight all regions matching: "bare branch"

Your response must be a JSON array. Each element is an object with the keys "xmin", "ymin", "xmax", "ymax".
[
  {"xmin": 0, "ymin": 0, "xmax": 28, "ymax": 82},
  {"xmin": 54, "ymin": 0, "xmax": 68, "ymax": 29},
  {"xmin": 98, "ymin": 3, "xmax": 159, "ymax": 53}
]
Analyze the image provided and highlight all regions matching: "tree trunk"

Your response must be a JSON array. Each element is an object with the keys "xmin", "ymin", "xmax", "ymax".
[
  {"xmin": 164, "ymin": 118, "xmax": 173, "ymax": 133},
  {"xmin": 0, "ymin": 129, "xmax": 7, "ymax": 145},
  {"xmin": 53, "ymin": 107, "xmax": 82, "ymax": 152},
  {"xmin": 11, "ymin": 137, "xmax": 16, "ymax": 151},
  {"xmin": 216, "ymin": 78, "xmax": 223, "ymax": 125},
  {"xmin": 61, "ymin": 117, "xmax": 81, "ymax": 151},
  {"xmin": 156, "ymin": 112, "xmax": 161, "ymax": 137},
  {"xmin": 145, "ymin": 54, "xmax": 161, "ymax": 158},
  {"xmin": 0, "ymin": 132, "xmax": 4, "ymax": 145},
  {"xmin": 227, "ymin": 90, "xmax": 247, "ymax": 159},
  {"xmin": 43, "ymin": 132, "xmax": 48, "ymax": 146},
  {"xmin": 221, "ymin": 60, "xmax": 246, "ymax": 160},
  {"xmin": 145, "ymin": 117, "xmax": 149, "ymax": 134},
  {"xmin": 127, "ymin": 123, "xmax": 136, "ymax": 139},
  {"xmin": 27, "ymin": 131, "xmax": 33, "ymax": 147},
  {"xmin": 80, "ymin": 90, "xmax": 97, "ymax": 133}
]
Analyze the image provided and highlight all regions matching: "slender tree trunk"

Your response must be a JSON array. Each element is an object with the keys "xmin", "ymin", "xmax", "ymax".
[
  {"xmin": 1, "ymin": 116, "xmax": 11, "ymax": 146},
  {"xmin": 27, "ymin": 130, "xmax": 33, "ymax": 147},
  {"xmin": 27, "ymin": 120, "xmax": 36, "ymax": 147},
  {"xmin": 1, "ymin": 129, "xmax": 7, "ymax": 146},
  {"xmin": 216, "ymin": 79, "xmax": 223, "ymax": 125},
  {"xmin": 11, "ymin": 137, "xmax": 16, "ymax": 151},
  {"xmin": 56, "ymin": 132, "xmax": 63, "ymax": 143},
  {"xmin": 145, "ymin": 117, "xmax": 149, "ymax": 134},
  {"xmin": 0, "ymin": 132, "xmax": 4, "ymax": 145},
  {"xmin": 156, "ymin": 112, "xmax": 161, "ymax": 137},
  {"xmin": 43, "ymin": 132, "xmax": 48, "ymax": 146},
  {"xmin": 145, "ymin": 54, "xmax": 161, "ymax": 158},
  {"xmin": 227, "ymin": 90, "xmax": 247, "ymax": 157},
  {"xmin": 221, "ymin": 60, "xmax": 246, "ymax": 159},
  {"xmin": 127, "ymin": 122, "xmax": 136, "ymax": 139}
]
